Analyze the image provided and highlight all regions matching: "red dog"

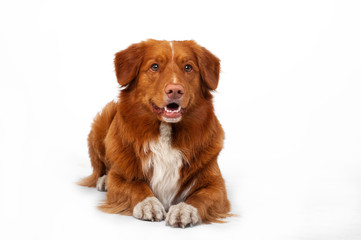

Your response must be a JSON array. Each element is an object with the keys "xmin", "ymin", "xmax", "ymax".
[{"xmin": 79, "ymin": 39, "xmax": 231, "ymax": 227}]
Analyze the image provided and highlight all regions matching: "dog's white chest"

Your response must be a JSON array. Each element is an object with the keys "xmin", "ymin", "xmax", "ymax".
[{"xmin": 145, "ymin": 122, "xmax": 182, "ymax": 211}]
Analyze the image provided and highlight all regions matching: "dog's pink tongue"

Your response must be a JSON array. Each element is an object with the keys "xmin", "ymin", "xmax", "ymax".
[{"xmin": 162, "ymin": 111, "xmax": 181, "ymax": 118}]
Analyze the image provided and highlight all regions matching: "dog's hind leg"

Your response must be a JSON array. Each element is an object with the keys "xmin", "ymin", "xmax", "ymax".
[
  {"xmin": 78, "ymin": 101, "xmax": 116, "ymax": 188},
  {"xmin": 78, "ymin": 131, "xmax": 106, "ymax": 187},
  {"xmin": 96, "ymin": 175, "xmax": 107, "ymax": 191}
]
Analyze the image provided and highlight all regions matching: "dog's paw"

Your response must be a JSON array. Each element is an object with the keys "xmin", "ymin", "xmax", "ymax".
[
  {"xmin": 96, "ymin": 175, "xmax": 107, "ymax": 192},
  {"xmin": 133, "ymin": 197, "xmax": 166, "ymax": 222},
  {"xmin": 165, "ymin": 202, "xmax": 199, "ymax": 228}
]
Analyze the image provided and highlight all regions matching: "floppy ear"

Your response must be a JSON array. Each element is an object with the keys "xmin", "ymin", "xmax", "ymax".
[
  {"xmin": 192, "ymin": 42, "xmax": 220, "ymax": 90},
  {"xmin": 114, "ymin": 42, "xmax": 145, "ymax": 87}
]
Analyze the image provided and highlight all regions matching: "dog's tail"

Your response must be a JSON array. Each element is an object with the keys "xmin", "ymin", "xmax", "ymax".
[{"xmin": 77, "ymin": 172, "xmax": 101, "ymax": 187}]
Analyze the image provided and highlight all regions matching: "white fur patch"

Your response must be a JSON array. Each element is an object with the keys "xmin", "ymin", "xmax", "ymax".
[
  {"xmin": 169, "ymin": 41, "xmax": 175, "ymax": 61},
  {"xmin": 133, "ymin": 197, "xmax": 166, "ymax": 221},
  {"xmin": 177, "ymin": 181, "xmax": 196, "ymax": 203},
  {"xmin": 166, "ymin": 202, "xmax": 199, "ymax": 228},
  {"xmin": 162, "ymin": 116, "xmax": 182, "ymax": 123},
  {"xmin": 145, "ymin": 122, "xmax": 183, "ymax": 211},
  {"xmin": 96, "ymin": 175, "xmax": 107, "ymax": 192},
  {"xmin": 169, "ymin": 41, "xmax": 177, "ymax": 83}
]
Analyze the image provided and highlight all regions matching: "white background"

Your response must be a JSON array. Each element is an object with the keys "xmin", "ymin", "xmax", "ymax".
[{"xmin": 1, "ymin": 0, "xmax": 361, "ymax": 239}]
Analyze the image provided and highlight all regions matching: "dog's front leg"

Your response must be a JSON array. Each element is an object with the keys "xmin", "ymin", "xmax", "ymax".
[
  {"xmin": 166, "ymin": 162, "xmax": 231, "ymax": 227},
  {"xmin": 99, "ymin": 170, "xmax": 166, "ymax": 222}
]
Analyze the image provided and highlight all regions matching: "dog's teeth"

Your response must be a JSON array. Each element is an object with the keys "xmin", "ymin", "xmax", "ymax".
[{"xmin": 164, "ymin": 105, "xmax": 181, "ymax": 113}]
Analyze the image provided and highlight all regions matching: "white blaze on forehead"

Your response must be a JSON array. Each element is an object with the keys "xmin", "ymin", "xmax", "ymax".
[
  {"xmin": 169, "ymin": 41, "xmax": 177, "ymax": 83},
  {"xmin": 169, "ymin": 41, "xmax": 175, "ymax": 60}
]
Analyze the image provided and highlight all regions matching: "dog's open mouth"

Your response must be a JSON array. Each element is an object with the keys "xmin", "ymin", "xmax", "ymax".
[{"xmin": 151, "ymin": 101, "xmax": 186, "ymax": 122}]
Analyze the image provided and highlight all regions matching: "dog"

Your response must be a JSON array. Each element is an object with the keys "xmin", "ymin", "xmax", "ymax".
[{"xmin": 79, "ymin": 39, "xmax": 231, "ymax": 227}]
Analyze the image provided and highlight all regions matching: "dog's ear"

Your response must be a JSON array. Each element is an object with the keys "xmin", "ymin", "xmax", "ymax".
[
  {"xmin": 114, "ymin": 42, "xmax": 145, "ymax": 87},
  {"xmin": 191, "ymin": 42, "xmax": 220, "ymax": 90}
]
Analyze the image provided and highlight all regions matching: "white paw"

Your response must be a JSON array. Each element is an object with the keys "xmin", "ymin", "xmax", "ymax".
[
  {"xmin": 96, "ymin": 175, "xmax": 107, "ymax": 192},
  {"xmin": 133, "ymin": 197, "xmax": 166, "ymax": 222},
  {"xmin": 166, "ymin": 202, "xmax": 199, "ymax": 228}
]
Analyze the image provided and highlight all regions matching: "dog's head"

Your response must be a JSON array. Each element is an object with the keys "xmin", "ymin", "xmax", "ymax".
[{"xmin": 114, "ymin": 39, "xmax": 220, "ymax": 123}]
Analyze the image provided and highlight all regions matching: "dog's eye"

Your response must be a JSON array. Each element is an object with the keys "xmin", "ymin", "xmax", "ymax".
[
  {"xmin": 184, "ymin": 64, "xmax": 193, "ymax": 72},
  {"xmin": 150, "ymin": 64, "xmax": 159, "ymax": 71}
]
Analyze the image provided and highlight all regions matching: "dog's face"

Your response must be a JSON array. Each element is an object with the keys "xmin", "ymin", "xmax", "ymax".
[{"xmin": 114, "ymin": 40, "xmax": 220, "ymax": 123}]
